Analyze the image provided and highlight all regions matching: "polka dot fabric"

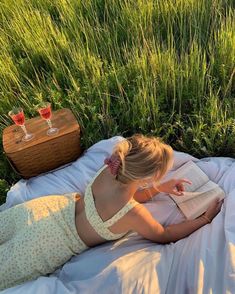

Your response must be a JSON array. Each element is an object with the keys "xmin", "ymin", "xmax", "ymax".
[{"xmin": 0, "ymin": 193, "xmax": 88, "ymax": 291}]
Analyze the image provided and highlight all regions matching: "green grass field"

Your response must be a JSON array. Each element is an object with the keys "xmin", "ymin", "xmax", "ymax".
[{"xmin": 0, "ymin": 0, "xmax": 234, "ymax": 204}]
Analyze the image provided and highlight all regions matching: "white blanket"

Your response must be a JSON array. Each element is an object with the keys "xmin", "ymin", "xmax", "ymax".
[{"xmin": 1, "ymin": 136, "xmax": 235, "ymax": 293}]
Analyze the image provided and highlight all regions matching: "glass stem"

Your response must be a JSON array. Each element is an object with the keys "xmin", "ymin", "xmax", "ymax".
[
  {"xmin": 21, "ymin": 125, "xmax": 28, "ymax": 136},
  {"xmin": 46, "ymin": 119, "xmax": 52, "ymax": 129}
]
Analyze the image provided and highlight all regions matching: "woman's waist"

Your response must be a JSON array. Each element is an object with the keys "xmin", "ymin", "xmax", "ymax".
[{"xmin": 74, "ymin": 195, "xmax": 113, "ymax": 247}]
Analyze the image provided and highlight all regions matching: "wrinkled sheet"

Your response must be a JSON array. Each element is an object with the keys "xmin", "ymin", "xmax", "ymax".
[{"xmin": 1, "ymin": 136, "xmax": 234, "ymax": 293}]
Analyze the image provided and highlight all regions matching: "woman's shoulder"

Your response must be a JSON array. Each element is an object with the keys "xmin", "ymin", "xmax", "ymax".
[{"xmin": 124, "ymin": 202, "xmax": 158, "ymax": 228}]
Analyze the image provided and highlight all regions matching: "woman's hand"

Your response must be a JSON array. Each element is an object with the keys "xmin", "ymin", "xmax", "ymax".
[
  {"xmin": 156, "ymin": 178, "xmax": 192, "ymax": 196},
  {"xmin": 202, "ymin": 198, "xmax": 223, "ymax": 222}
]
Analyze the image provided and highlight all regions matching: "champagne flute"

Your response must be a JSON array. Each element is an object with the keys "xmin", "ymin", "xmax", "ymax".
[
  {"xmin": 8, "ymin": 107, "xmax": 34, "ymax": 142},
  {"xmin": 37, "ymin": 102, "xmax": 59, "ymax": 136}
]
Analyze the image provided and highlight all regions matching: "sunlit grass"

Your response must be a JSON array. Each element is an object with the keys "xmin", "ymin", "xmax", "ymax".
[{"xmin": 0, "ymin": 0, "xmax": 234, "ymax": 203}]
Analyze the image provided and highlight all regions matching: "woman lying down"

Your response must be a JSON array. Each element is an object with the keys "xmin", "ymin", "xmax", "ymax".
[{"xmin": 0, "ymin": 133, "xmax": 222, "ymax": 290}]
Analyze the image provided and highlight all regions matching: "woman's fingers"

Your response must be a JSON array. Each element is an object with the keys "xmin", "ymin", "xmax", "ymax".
[
  {"xmin": 175, "ymin": 191, "xmax": 184, "ymax": 196},
  {"xmin": 175, "ymin": 179, "xmax": 191, "ymax": 191},
  {"xmin": 175, "ymin": 184, "xmax": 184, "ymax": 193},
  {"xmin": 172, "ymin": 188, "xmax": 184, "ymax": 196},
  {"xmin": 178, "ymin": 178, "xmax": 192, "ymax": 185}
]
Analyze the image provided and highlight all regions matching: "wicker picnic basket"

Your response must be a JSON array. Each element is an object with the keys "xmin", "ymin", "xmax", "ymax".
[{"xmin": 3, "ymin": 108, "xmax": 82, "ymax": 179}]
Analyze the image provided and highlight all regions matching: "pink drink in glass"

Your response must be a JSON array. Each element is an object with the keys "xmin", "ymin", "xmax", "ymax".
[
  {"xmin": 37, "ymin": 102, "xmax": 59, "ymax": 136},
  {"xmin": 8, "ymin": 108, "xmax": 34, "ymax": 142},
  {"xmin": 11, "ymin": 112, "xmax": 25, "ymax": 126},
  {"xmin": 38, "ymin": 105, "xmax": 52, "ymax": 120}
]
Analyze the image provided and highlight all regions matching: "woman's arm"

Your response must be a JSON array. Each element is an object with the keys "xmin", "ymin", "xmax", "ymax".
[
  {"xmin": 133, "ymin": 186, "xmax": 160, "ymax": 203},
  {"xmin": 128, "ymin": 199, "xmax": 222, "ymax": 244},
  {"xmin": 133, "ymin": 178, "xmax": 192, "ymax": 203}
]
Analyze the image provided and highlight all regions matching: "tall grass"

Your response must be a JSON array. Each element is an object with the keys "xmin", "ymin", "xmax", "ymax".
[{"xmin": 0, "ymin": 0, "xmax": 234, "ymax": 202}]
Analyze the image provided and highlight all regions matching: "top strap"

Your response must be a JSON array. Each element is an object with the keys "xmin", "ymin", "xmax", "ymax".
[
  {"xmin": 84, "ymin": 164, "xmax": 139, "ymax": 240},
  {"xmin": 88, "ymin": 164, "xmax": 107, "ymax": 186},
  {"xmin": 103, "ymin": 198, "xmax": 139, "ymax": 228},
  {"xmin": 87, "ymin": 164, "xmax": 139, "ymax": 228}
]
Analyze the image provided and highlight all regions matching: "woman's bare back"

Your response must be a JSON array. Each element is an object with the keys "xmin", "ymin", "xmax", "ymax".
[{"xmin": 74, "ymin": 166, "xmax": 139, "ymax": 247}]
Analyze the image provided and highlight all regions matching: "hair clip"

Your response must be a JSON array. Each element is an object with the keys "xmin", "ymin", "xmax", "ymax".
[{"xmin": 104, "ymin": 155, "xmax": 121, "ymax": 176}]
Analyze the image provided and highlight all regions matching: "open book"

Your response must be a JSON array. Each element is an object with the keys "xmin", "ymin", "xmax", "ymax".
[{"xmin": 169, "ymin": 161, "xmax": 225, "ymax": 220}]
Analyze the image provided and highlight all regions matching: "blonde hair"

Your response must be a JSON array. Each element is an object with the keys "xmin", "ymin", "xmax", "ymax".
[{"xmin": 112, "ymin": 133, "xmax": 173, "ymax": 185}]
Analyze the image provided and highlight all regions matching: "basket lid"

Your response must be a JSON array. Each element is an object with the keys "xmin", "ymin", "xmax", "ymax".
[{"xmin": 3, "ymin": 108, "xmax": 80, "ymax": 154}]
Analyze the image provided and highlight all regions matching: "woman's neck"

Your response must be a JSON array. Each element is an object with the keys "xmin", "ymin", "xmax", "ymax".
[
  {"xmin": 114, "ymin": 179, "xmax": 139, "ymax": 199},
  {"xmin": 104, "ymin": 167, "xmax": 139, "ymax": 199}
]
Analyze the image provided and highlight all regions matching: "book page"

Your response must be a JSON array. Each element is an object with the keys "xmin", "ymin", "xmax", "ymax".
[
  {"xmin": 170, "ymin": 180, "xmax": 219, "ymax": 204},
  {"xmin": 170, "ymin": 191, "xmax": 203, "ymax": 204},
  {"xmin": 178, "ymin": 184, "xmax": 225, "ymax": 219},
  {"xmin": 169, "ymin": 161, "xmax": 209, "ymax": 193}
]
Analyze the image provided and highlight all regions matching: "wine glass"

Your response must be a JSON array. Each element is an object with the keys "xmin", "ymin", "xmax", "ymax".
[
  {"xmin": 8, "ymin": 107, "xmax": 34, "ymax": 142},
  {"xmin": 37, "ymin": 102, "xmax": 59, "ymax": 136}
]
